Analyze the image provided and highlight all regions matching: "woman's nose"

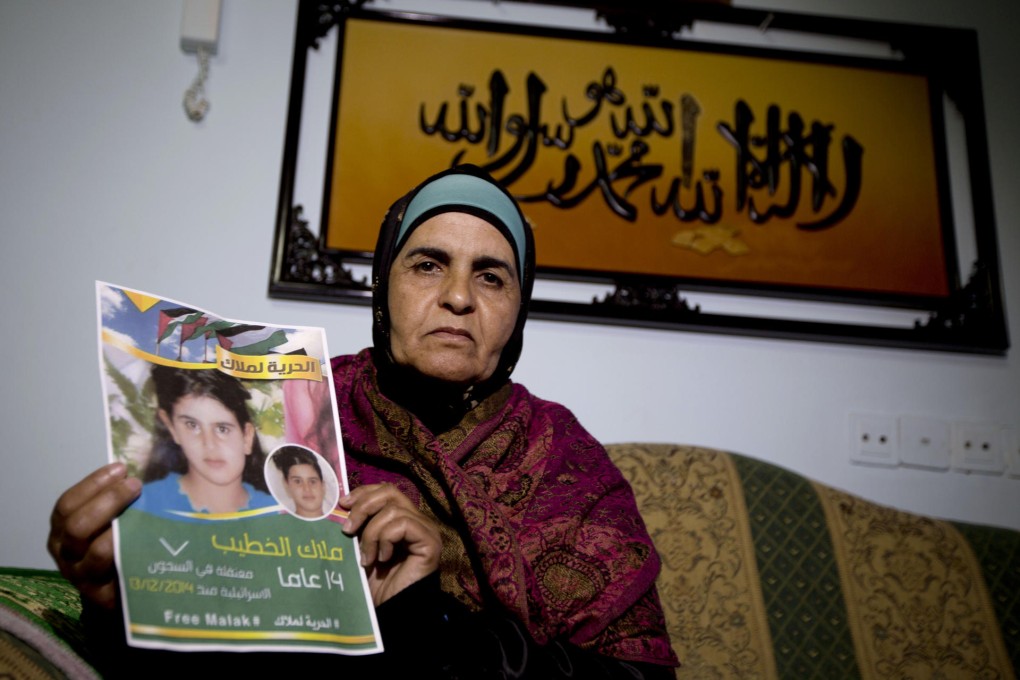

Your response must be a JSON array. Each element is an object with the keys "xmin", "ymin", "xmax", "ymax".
[{"xmin": 440, "ymin": 269, "xmax": 474, "ymax": 314}]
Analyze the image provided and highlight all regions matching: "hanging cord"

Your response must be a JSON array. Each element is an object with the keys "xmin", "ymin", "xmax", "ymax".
[{"xmin": 183, "ymin": 47, "xmax": 211, "ymax": 122}]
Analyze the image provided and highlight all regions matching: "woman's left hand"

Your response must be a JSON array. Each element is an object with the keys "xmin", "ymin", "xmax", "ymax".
[{"xmin": 339, "ymin": 483, "xmax": 441, "ymax": 606}]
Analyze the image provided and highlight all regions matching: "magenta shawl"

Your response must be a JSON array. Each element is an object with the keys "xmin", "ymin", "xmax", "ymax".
[{"xmin": 331, "ymin": 350, "xmax": 676, "ymax": 666}]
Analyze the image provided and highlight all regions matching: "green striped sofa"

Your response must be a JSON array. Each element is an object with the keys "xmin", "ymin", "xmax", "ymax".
[{"xmin": 609, "ymin": 444, "xmax": 1019, "ymax": 679}]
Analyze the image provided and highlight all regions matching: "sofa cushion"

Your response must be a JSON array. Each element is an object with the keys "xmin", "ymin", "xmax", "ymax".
[
  {"xmin": 606, "ymin": 443, "xmax": 1019, "ymax": 680},
  {"xmin": 0, "ymin": 567, "xmax": 99, "ymax": 679}
]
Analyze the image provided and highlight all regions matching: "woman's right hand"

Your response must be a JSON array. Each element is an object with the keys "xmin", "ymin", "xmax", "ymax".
[
  {"xmin": 339, "ymin": 483, "xmax": 442, "ymax": 607},
  {"xmin": 47, "ymin": 463, "xmax": 142, "ymax": 609}
]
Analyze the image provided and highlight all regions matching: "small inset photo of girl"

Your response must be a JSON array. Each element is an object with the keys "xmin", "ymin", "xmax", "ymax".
[{"xmin": 265, "ymin": 445, "xmax": 340, "ymax": 521}]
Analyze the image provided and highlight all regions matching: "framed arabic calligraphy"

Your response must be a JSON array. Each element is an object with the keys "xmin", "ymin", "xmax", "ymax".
[{"xmin": 270, "ymin": 0, "xmax": 1008, "ymax": 355}]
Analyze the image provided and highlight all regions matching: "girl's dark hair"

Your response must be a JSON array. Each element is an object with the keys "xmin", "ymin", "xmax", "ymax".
[
  {"xmin": 272, "ymin": 446, "xmax": 322, "ymax": 481},
  {"xmin": 143, "ymin": 366, "xmax": 268, "ymax": 492}
]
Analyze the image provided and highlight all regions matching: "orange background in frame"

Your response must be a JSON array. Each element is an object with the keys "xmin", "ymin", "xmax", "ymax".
[{"xmin": 327, "ymin": 18, "xmax": 948, "ymax": 298}]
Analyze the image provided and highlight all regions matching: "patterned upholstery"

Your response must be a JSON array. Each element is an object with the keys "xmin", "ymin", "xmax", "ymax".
[
  {"xmin": 607, "ymin": 443, "xmax": 1020, "ymax": 680},
  {"xmin": 0, "ymin": 568, "xmax": 98, "ymax": 679}
]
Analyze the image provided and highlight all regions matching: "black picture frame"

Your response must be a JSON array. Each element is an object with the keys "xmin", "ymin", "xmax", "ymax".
[{"xmin": 269, "ymin": 0, "xmax": 1008, "ymax": 355}]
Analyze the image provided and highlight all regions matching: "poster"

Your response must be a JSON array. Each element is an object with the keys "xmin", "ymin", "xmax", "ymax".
[{"xmin": 96, "ymin": 282, "xmax": 381, "ymax": 655}]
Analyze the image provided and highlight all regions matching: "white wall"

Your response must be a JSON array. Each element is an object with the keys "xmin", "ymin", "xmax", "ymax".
[{"xmin": 1, "ymin": 0, "xmax": 1017, "ymax": 570}]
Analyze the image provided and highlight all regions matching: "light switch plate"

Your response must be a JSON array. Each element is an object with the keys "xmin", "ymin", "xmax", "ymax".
[{"xmin": 899, "ymin": 416, "xmax": 950, "ymax": 470}]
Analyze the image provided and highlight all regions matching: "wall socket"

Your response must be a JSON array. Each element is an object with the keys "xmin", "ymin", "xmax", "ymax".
[
  {"xmin": 850, "ymin": 413, "xmax": 898, "ymax": 467},
  {"xmin": 1004, "ymin": 428, "xmax": 1020, "ymax": 479},
  {"xmin": 951, "ymin": 422, "xmax": 1005, "ymax": 474}
]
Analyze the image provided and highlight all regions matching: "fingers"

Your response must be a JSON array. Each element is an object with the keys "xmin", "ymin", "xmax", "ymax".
[
  {"xmin": 49, "ymin": 463, "xmax": 141, "ymax": 565},
  {"xmin": 339, "ymin": 483, "xmax": 441, "ymax": 569},
  {"xmin": 47, "ymin": 463, "xmax": 141, "ymax": 607},
  {"xmin": 339, "ymin": 483, "xmax": 442, "ymax": 605},
  {"xmin": 51, "ymin": 463, "xmax": 129, "ymax": 528},
  {"xmin": 338, "ymin": 483, "xmax": 414, "ymax": 538},
  {"xmin": 71, "ymin": 528, "xmax": 120, "ymax": 609},
  {"xmin": 361, "ymin": 503, "xmax": 440, "ymax": 568}
]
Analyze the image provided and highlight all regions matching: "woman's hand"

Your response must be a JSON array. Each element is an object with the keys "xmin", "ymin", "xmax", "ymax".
[
  {"xmin": 339, "ymin": 483, "xmax": 441, "ymax": 606},
  {"xmin": 47, "ymin": 463, "xmax": 141, "ymax": 609}
]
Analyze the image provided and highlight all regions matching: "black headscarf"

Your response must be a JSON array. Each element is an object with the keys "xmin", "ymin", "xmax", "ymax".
[{"xmin": 369, "ymin": 164, "xmax": 536, "ymax": 432}]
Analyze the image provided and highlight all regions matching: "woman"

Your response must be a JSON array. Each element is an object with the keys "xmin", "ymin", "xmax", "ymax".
[
  {"xmin": 135, "ymin": 366, "xmax": 274, "ymax": 518},
  {"xmin": 48, "ymin": 165, "xmax": 678, "ymax": 677}
]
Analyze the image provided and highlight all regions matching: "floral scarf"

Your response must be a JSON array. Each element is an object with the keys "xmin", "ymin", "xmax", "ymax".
[{"xmin": 333, "ymin": 349, "xmax": 677, "ymax": 666}]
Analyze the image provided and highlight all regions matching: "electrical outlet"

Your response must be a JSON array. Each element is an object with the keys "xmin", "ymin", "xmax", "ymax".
[
  {"xmin": 899, "ymin": 416, "xmax": 950, "ymax": 470},
  {"xmin": 951, "ymin": 422, "xmax": 1004, "ymax": 474},
  {"xmin": 1003, "ymin": 428, "xmax": 1020, "ymax": 479},
  {"xmin": 850, "ymin": 413, "xmax": 898, "ymax": 467}
]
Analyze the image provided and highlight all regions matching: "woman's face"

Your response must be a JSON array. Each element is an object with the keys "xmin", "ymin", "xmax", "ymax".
[
  {"xmin": 285, "ymin": 463, "xmax": 325, "ymax": 518},
  {"xmin": 159, "ymin": 394, "xmax": 254, "ymax": 489},
  {"xmin": 387, "ymin": 212, "xmax": 521, "ymax": 386}
]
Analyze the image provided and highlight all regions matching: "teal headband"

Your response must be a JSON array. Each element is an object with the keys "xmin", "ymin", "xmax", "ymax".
[{"xmin": 397, "ymin": 173, "xmax": 527, "ymax": 280}]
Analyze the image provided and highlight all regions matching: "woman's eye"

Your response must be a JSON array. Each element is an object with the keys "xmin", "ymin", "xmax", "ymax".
[
  {"xmin": 481, "ymin": 272, "xmax": 504, "ymax": 287},
  {"xmin": 415, "ymin": 261, "xmax": 438, "ymax": 273}
]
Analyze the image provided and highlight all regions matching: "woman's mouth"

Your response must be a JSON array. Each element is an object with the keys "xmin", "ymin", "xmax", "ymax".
[{"xmin": 431, "ymin": 327, "xmax": 472, "ymax": 340}]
